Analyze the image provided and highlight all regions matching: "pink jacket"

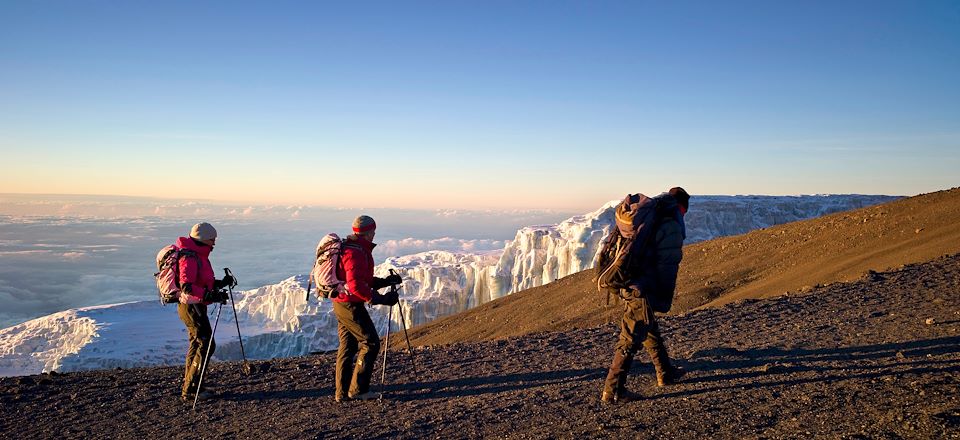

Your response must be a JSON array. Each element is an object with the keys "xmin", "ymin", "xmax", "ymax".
[
  {"xmin": 334, "ymin": 234, "xmax": 376, "ymax": 303},
  {"xmin": 176, "ymin": 236, "xmax": 215, "ymax": 305}
]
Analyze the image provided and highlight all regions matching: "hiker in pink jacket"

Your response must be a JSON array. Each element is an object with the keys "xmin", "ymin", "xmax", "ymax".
[{"xmin": 175, "ymin": 222, "xmax": 233, "ymax": 402}]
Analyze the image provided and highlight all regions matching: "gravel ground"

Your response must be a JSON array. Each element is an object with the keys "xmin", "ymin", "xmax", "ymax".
[{"xmin": 2, "ymin": 254, "xmax": 959, "ymax": 439}]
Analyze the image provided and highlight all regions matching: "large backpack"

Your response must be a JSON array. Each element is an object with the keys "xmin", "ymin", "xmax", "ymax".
[
  {"xmin": 595, "ymin": 193, "xmax": 661, "ymax": 301},
  {"xmin": 308, "ymin": 233, "xmax": 350, "ymax": 300},
  {"xmin": 154, "ymin": 245, "xmax": 198, "ymax": 305}
]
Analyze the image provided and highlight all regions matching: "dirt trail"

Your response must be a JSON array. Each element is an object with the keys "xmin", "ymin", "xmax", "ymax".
[{"xmin": 2, "ymin": 253, "xmax": 959, "ymax": 439}]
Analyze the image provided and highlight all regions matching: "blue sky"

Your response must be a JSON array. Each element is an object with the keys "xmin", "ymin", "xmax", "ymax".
[{"xmin": 1, "ymin": 1, "xmax": 958, "ymax": 209}]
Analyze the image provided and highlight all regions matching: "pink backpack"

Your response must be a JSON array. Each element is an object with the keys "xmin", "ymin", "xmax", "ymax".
[
  {"xmin": 309, "ymin": 233, "xmax": 348, "ymax": 300},
  {"xmin": 154, "ymin": 245, "xmax": 197, "ymax": 304}
]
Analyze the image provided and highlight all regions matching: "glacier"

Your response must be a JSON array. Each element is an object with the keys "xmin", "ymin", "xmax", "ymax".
[{"xmin": 0, "ymin": 194, "xmax": 898, "ymax": 376}]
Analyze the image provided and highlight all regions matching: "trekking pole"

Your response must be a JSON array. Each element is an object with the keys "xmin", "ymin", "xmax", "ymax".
[
  {"xmin": 398, "ymin": 301, "xmax": 414, "ymax": 353},
  {"xmin": 224, "ymin": 268, "xmax": 252, "ymax": 376},
  {"xmin": 379, "ymin": 304, "xmax": 393, "ymax": 401},
  {"xmin": 390, "ymin": 280, "xmax": 420, "ymax": 381},
  {"xmin": 193, "ymin": 302, "xmax": 223, "ymax": 410},
  {"xmin": 305, "ymin": 276, "xmax": 312, "ymax": 302},
  {"xmin": 397, "ymin": 303, "xmax": 420, "ymax": 382}
]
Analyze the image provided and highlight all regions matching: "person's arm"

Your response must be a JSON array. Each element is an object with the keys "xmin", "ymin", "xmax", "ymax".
[{"xmin": 178, "ymin": 255, "xmax": 205, "ymax": 304}]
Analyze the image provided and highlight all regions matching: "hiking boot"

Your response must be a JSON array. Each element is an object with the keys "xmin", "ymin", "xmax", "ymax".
[
  {"xmin": 602, "ymin": 352, "xmax": 634, "ymax": 401},
  {"xmin": 600, "ymin": 390, "xmax": 616, "ymax": 404},
  {"xmin": 348, "ymin": 391, "xmax": 381, "ymax": 401},
  {"xmin": 656, "ymin": 365, "xmax": 686, "ymax": 387},
  {"xmin": 600, "ymin": 389, "xmax": 642, "ymax": 404}
]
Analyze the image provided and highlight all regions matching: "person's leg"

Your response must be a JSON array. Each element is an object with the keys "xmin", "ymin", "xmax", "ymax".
[
  {"xmin": 333, "ymin": 302, "xmax": 360, "ymax": 400},
  {"xmin": 643, "ymin": 318, "xmax": 684, "ymax": 386},
  {"xmin": 333, "ymin": 302, "xmax": 381, "ymax": 398},
  {"xmin": 180, "ymin": 304, "xmax": 214, "ymax": 397},
  {"xmin": 178, "ymin": 303, "xmax": 200, "ymax": 397},
  {"xmin": 602, "ymin": 295, "xmax": 652, "ymax": 401},
  {"xmin": 195, "ymin": 304, "xmax": 215, "ymax": 389},
  {"xmin": 349, "ymin": 305, "xmax": 381, "ymax": 396}
]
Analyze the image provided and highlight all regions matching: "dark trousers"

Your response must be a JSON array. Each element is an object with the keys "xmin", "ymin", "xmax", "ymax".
[
  {"xmin": 603, "ymin": 294, "xmax": 672, "ymax": 395},
  {"xmin": 178, "ymin": 303, "xmax": 215, "ymax": 396},
  {"xmin": 333, "ymin": 301, "xmax": 380, "ymax": 398}
]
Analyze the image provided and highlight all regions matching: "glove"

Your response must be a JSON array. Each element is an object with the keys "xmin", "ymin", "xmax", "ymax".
[
  {"xmin": 371, "ymin": 274, "xmax": 403, "ymax": 290},
  {"xmin": 203, "ymin": 289, "xmax": 228, "ymax": 304},
  {"xmin": 369, "ymin": 292, "xmax": 399, "ymax": 306},
  {"xmin": 214, "ymin": 275, "xmax": 235, "ymax": 289},
  {"xmin": 381, "ymin": 290, "xmax": 399, "ymax": 306},
  {"xmin": 384, "ymin": 273, "xmax": 402, "ymax": 286}
]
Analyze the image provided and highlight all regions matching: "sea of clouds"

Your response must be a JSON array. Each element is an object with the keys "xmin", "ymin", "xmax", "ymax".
[{"xmin": 0, "ymin": 194, "xmax": 573, "ymax": 329}]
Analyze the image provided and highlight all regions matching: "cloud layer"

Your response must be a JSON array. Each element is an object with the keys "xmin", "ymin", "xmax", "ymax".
[{"xmin": 0, "ymin": 196, "xmax": 574, "ymax": 328}]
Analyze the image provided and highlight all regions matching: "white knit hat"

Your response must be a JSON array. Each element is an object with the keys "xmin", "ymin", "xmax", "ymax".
[{"xmin": 190, "ymin": 222, "xmax": 218, "ymax": 241}]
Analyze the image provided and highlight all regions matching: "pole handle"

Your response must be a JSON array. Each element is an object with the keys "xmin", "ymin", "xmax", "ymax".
[{"xmin": 223, "ymin": 267, "xmax": 238, "ymax": 288}]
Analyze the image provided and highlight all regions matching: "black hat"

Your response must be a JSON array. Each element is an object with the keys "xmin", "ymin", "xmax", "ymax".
[{"xmin": 668, "ymin": 187, "xmax": 690, "ymax": 210}]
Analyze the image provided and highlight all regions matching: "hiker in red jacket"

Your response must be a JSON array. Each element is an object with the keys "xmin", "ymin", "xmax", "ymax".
[
  {"xmin": 332, "ymin": 215, "xmax": 401, "ymax": 401},
  {"xmin": 176, "ymin": 222, "xmax": 234, "ymax": 402}
]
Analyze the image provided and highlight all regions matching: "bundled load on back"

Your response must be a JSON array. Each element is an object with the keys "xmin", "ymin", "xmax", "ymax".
[
  {"xmin": 595, "ymin": 193, "xmax": 660, "ymax": 293},
  {"xmin": 594, "ymin": 191, "xmax": 686, "ymax": 313}
]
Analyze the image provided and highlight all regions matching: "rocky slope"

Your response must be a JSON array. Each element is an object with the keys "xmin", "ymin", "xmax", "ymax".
[
  {"xmin": 1, "ymin": 253, "xmax": 958, "ymax": 439},
  {"xmin": 406, "ymin": 187, "xmax": 960, "ymax": 346}
]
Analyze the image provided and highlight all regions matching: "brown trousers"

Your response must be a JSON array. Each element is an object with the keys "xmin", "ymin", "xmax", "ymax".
[
  {"xmin": 332, "ymin": 301, "xmax": 380, "ymax": 398},
  {"xmin": 603, "ymin": 294, "xmax": 671, "ymax": 395},
  {"xmin": 178, "ymin": 303, "xmax": 216, "ymax": 396}
]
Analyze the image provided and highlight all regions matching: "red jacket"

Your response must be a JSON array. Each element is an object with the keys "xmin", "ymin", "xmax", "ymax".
[
  {"xmin": 176, "ymin": 236, "xmax": 216, "ymax": 305},
  {"xmin": 334, "ymin": 234, "xmax": 376, "ymax": 303}
]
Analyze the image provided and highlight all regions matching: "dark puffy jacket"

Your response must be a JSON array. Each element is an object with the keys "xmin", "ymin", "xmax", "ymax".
[
  {"xmin": 175, "ymin": 236, "xmax": 216, "ymax": 305},
  {"xmin": 630, "ymin": 196, "xmax": 685, "ymax": 312},
  {"xmin": 334, "ymin": 234, "xmax": 376, "ymax": 303}
]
